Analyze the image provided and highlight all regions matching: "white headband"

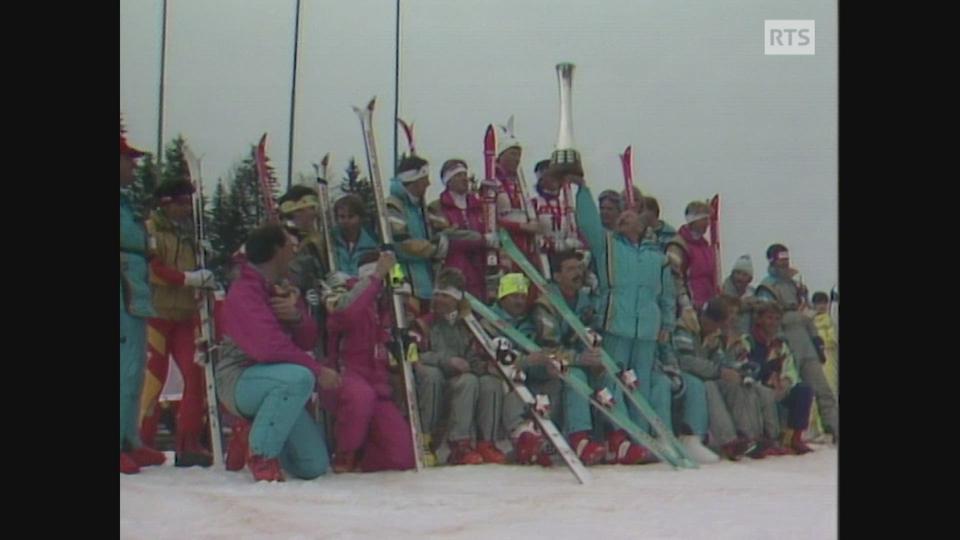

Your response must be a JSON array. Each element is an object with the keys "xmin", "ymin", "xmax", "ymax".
[
  {"xmin": 685, "ymin": 212, "xmax": 711, "ymax": 224},
  {"xmin": 776, "ymin": 251, "xmax": 790, "ymax": 260},
  {"xmin": 441, "ymin": 165, "xmax": 468, "ymax": 186},
  {"xmin": 433, "ymin": 286, "xmax": 464, "ymax": 300},
  {"xmin": 398, "ymin": 165, "xmax": 429, "ymax": 184}
]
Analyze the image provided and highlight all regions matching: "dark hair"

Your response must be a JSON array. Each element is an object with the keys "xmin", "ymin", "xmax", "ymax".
[
  {"xmin": 397, "ymin": 155, "xmax": 429, "ymax": 174},
  {"xmin": 598, "ymin": 190, "xmax": 624, "ymax": 211},
  {"xmin": 702, "ymin": 297, "xmax": 730, "ymax": 323},
  {"xmin": 685, "ymin": 200, "xmax": 710, "ymax": 216},
  {"xmin": 436, "ymin": 267, "xmax": 466, "ymax": 290},
  {"xmin": 440, "ymin": 159, "xmax": 467, "ymax": 178},
  {"xmin": 642, "ymin": 196, "xmax": 660, "ymax": 218},
  {"xmin": 550, "ymin": 250, "xmax": 583, "ymax": 274},
  {"xmin": 278, "ymin": 185, "xmax": 318, "ymax": 205},
  {"xmin": 716, "ymin": 294, "xmax": 741, "ymax": 312},
  {"xmin": 334, "ymin": 194, "xmax": 366, "ymax": 218},
  {"xmin": 245, "ymin": 224, "xmax": 289, "ymax": 264},
  {"xmin": 154, "ymin": 179, "xmax": 194, "ymax": 202},
  {"xmin": 534, "ymin": 159, "xmax": 551, "ymax": 174},
  {"xmin": 766, "ymin": 244, "xmax": 789, "ymax": 262},
  {"xmin": 754, "ymin": 301, "xmax": 783, "ymax": 319},
  {"xmin": 812, "ymin": 292, "xmax": 829, "ymax": 304}
]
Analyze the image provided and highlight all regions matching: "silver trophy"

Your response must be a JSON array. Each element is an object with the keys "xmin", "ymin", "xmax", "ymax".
[{"xmin": 551, "ymin": 62, "xmax": 582, "ymax": 175}]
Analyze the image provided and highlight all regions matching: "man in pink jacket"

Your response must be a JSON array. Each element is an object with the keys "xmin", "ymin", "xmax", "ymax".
[
  {"xmin": 320, "ymin": 251, "xmax": 416, "ymax": 473},
  {"xmin": 215, "ymin": 224, "xmax": 341, "ymax": 482}
]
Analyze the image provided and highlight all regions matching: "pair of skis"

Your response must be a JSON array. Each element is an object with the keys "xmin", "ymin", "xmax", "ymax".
[
  {"xmin": 183, "ymin": 143, "xmax": 225, "ymax": 468},
  {"xmin": 353, "ymin": 98, "xmax": 427, "ymax": 472},
  {"xmin": 461, "ymin": 311, "xmax": 591, "ymax": 484},
  {"xmin": 497, "ymin": 230, "xmax": 699, "ymax": 469}
]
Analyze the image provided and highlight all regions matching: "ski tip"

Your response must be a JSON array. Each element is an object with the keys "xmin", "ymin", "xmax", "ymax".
[
  {"xmin": 367, "ymin": 97, "xmax": 377, "ymax": 111},
  {"xmin": 321, "ymin": 153, "xmax": 330, "ymax": 167}
]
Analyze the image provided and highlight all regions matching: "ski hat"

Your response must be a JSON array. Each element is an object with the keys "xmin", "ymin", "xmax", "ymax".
[
  {"xmin": 497, "ymin": 273, "xmax": 529, "ymax": 300},
  {"xmin": 497, "ymin": 116, "xmax": 522, "ymax": 157},
  {"xmin": 732, "ymin": 254, "xmax": 753, "ymax": 276},
  {"xmin": 279, "ymin": 195, "xmax": 319, "ymax": 215}
]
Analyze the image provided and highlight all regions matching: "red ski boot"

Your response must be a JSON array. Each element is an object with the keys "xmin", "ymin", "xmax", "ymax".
[
  {"xmin": 248, "ymin": 454, "xmax": 285, "ymax": 482},
  {"xmin": 475, "ymin": 441, "xmax": 507, "ymax": 464},
  {"xmin": 568, "ymin": 431, "xmax": 606, "ymax": 466},
  {"xmin": 513, "ymin": 432, "xmax": 546, "ymax": 465},
  {"xmin": 225, "ymin": 420, "xmax": 251, "ymax": 472},
  {"xmin": 120, "ymin": 452, "xmax": 141, "ymax": 475},
  {"xmin": 606, "ymin": 430, "xmax": 650, "ymax": 465},
  {"xmin": 447, "ymin": 439, "xmax": 484, "ymax": 466},
  {"xmin": 785, "ymin": 429, "xmax": 814, "ymax": 455},
  {"xmin": 129, "ymin": 446, "xmax": 166, "ymax": 467},
  {"xmin": 333, "ymin": 451, "xmax": 358, "ymax": 474},
  {"xmin": 175, "ymin": 432, "xmax": 213, "ymax": 468}
]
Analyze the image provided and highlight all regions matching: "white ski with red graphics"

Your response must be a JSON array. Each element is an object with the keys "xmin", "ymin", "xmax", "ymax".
[
  {"xmin": 481, "ymin": 125, "xmax": 500, "ymax": 277},
  {"xmin": 354, "ymin": 97, "xmax": 426, "ymax": 471},
  {"xmin": 183, "ymin": 142, "xmax": 225, "ymax": 468},
  {"xmin": 461, "ymin": 310, "xmax": 591, "ymax": 484}
]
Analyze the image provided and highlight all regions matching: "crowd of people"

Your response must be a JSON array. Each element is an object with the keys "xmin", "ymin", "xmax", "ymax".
[{"xmin": 120, "ymin": 120, "xmax": 839, "ymax": 481}]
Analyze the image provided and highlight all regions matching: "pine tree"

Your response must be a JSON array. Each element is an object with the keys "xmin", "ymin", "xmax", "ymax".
[
  {"xmin": 126, "ymin": 152, "xmax": 159, "ymax": 221},
  {"xmin": 161, "ymin": 135, "xmax": 190, "ymax": 186},
  {"xmin": 339, "ymin": 157, "xmax": 377, "ymax": 233}
]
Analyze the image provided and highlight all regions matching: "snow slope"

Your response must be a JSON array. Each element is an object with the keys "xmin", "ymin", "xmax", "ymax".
[{"xmin": 121, "ymin": 447, "xmax": 835, "ymax": 539}]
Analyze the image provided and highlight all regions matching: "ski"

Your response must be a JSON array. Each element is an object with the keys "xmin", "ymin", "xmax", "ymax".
[
  {"xmin": 461, "ymin": 312, "xmax": 591, "ymax": 484},
  {"xmin": 353, "ymin": 97, "xmax": 426, "ymax": 471},
  {"xmin": 254, "ymin": 133, "xmax": 280, "ymax": 224},
  {"xmin": 183, "ymin": 142, "xmax": 225, "ymax": 468},
  {"xmin": 481, "ymin": 124, "xmax": 500, "ymax": 279},
  {"xmin": 620, "ymin": 146, "xmax": 637, "ymax": 210},
  {"xmin": 465, "ymin": 294, "xmax": 679, "ymax": 470},
  {"xmin": 313, "ymin": 154, "xmax": 337, "ymax": 273},
  {"xmin": 498, "ymin": 230, "xmax": 698, "ymax": 469},
  {"xmin": 709, "ymin": 194, "xmax": 721, "ymax": 290}
]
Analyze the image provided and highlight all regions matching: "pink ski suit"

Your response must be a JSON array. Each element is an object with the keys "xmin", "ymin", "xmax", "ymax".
[
  {"xmin": 433, "ymin": 189, "xmax": 487, "ymax": 300},
  {"xmin": 321, "ymin": 276, "xmax": 415, "ymax": 472},
  {"xmin": 676, "ymin": 224, "xmax": 718, "ymax": 310}
]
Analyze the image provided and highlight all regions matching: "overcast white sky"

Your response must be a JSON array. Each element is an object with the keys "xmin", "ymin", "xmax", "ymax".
[{"xmin": 120, "ymin": 0, "xmax": 837, "ymax": 293}]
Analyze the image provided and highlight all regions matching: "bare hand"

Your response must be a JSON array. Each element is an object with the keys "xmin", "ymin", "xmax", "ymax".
[
  {"xmin": 719, "ymin": 367, "xmax": 742, "ymax": 385},
  {"xmin": 449, "ymin": 356, "xmax": 470, "ymax": 374},
  {"xmin": 375, "ymin": 252, "xmax": 397, "ymax": 278},
  {"xmin": 316, "ymin": 366, "xmax": 342, "ymax": 390},
  {"xmin": 702, "ymin": 330, "xmax": 721, "ymax": 350},
  {"xmin": 270, "ymin": 294, "xmax": 301, "ymax": 323},
  {"xmin": 657, "ymin": 329, "xmax": 670, "ymax": 344},
  {"xmin": 579, "ymin": 348, "xmax": 603, "ymax": 368}
]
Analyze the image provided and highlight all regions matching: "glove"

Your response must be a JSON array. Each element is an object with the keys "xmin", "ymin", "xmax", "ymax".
[
  {"xmin": 305, "ymin": 289, "xmax": 321, "ymax": 307},
  {"xmin": 433, "ymin": 234, "xmax": 450, "ymax": 260},
  {"xmin": 484, "ymin": 232, "xmax": 499, "ymax": 248},
  {"xmin": 184, "ymin": 269, "xmax": 216, "ymax": 289}
]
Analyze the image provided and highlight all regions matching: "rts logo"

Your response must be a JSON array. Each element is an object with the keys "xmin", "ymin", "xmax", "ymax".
[{"xmin": 764, "ymin": 20, "xmax": 815, "ymax": 55}]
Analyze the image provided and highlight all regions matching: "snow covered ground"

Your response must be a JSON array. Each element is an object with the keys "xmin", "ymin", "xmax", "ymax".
[{"xmin": 120, "ymin": 446, "xmax": 836, "ymax": 540}]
